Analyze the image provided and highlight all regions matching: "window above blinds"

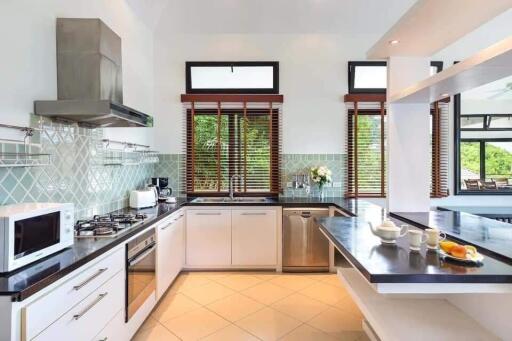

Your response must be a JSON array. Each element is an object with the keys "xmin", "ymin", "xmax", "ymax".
[
  {"xmin": 186, "ymin": 62, "xmax": 279, "ymax": 94},
  {"xmin": 181, "ymin": 94, "xmax": 282, "ymax": 196},
  {"xmin": 348, "ymin": 61, "xmax": 443, "ymax": 94}
]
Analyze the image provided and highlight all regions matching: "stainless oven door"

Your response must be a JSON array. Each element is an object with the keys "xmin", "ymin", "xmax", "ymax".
[{"xmin": 126, "ymin": 239, "xmax": 156, "ymax": 321}]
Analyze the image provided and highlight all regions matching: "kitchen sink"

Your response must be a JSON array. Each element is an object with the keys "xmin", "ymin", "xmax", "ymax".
[{"xmin": 191, "ymin": 197, "xmax": 271, "ymax": 203}]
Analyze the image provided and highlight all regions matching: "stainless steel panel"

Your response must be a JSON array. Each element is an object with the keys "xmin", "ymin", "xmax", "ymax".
[
  {"xmin": 282, "ymin": 208, "xmax": 330, "ymax": 272},
  {"xmin": 56, "ymin": 18, "xmax": 122, "ymax": 103}
]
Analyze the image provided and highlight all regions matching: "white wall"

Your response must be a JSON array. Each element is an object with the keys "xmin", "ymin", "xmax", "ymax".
[
  {"xmin": 153, "ymin": 33, "xmax": 374, "ymax": 154},
  {"xmin": 152, "ymin": 0, "xmax": 417, "ymax": 155},
  {"xmin": 0, "ymin": 0, "xmax": 156, "ymax": 146}
]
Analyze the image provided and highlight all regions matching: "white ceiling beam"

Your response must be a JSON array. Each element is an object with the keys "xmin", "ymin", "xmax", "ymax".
[
  {"xmin": 367, "ymin": 0, "xmax": 512, "ymax": 59},
  {"xmin": 388, "ymin": 36, "xmax": 512, "ymax": 103}
]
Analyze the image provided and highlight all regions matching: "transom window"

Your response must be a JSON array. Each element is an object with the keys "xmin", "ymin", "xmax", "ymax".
[
  {"xmin": 348, "ymin": 61, "xmax": 443, "ymax": 93},
  {"xmin": 186, "ymin": 62, "xmax": 279, "ymax": 94}
]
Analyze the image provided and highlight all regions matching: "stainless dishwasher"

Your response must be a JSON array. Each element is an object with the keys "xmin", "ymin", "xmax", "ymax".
[{"xmin": 282, "ymin": 208, "xmax": 330, "ymax": 272}]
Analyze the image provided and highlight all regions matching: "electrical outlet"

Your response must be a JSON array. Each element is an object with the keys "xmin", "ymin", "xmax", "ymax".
[
  {"xmin": 286, "ymin": 182, "xmax": 293, "ymax": 188},
  {"xmin": 333, "ymin": 182, "xmax": 342, "ymax": 188}
]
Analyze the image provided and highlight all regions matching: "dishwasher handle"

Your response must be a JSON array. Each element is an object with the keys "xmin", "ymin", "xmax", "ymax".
[{"xmin": 300, "ymin": 212, "xmax": 312, "ymax": 218}]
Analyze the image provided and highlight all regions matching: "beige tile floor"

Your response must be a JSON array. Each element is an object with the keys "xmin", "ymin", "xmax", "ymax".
[{"xmin": 133, "ymin": 272, "xmax": 369, "ymax": 341}]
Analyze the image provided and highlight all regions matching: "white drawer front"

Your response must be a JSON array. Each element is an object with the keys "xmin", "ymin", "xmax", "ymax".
[
  {"xmin": 92, "ymin": 308, "xmax": 127, "ymax": 341},
  {"xmin": 24, "ymin": 247, "xmax": 124, "ymax": 340},
  {"xmin": 32, "ymin": 270, "xmax": 125, "ymax": 341}
]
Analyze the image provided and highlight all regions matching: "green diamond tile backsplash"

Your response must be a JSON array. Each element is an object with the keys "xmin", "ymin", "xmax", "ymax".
[
  {"xmin": 153, "ymin": 153, "xmax": 346, "ymax": 198},
  {"xmin": 282, "ymin": 154, "xmax": 346, "ymax": 197},
  {"xmin": 0, "ymin": 119, "xmax": 153, "ymax": 219},
  {"xmin": 154, "ymin": 154, "xmax": 183, "ymax": 195}
]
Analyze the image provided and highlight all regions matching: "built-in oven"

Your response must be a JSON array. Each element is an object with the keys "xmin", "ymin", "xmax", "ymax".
[
  {"xmin": 125, "ymin": 228, "xmax": 156, "ymax": 322},
  {"xmin": 0, "ymin": 203, "xmax": 74, "ymax": 273}
]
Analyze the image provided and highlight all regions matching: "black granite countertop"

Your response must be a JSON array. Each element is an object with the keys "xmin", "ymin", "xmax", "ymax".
[
  {"xmin": 318, "ymin": 216, "xmax": 512, "ymax": 283},
  {"xmin": 391, "ymin": 211, "xmax": 512, "ymax": 264},
  {"xmin": 0, "ymin": 199, "xmax": 189, "ymax": 301},
  {"xmin": 438, "ymin": 206, "xmax": 512, "ymax": 219},
  {"xmin": 4, "ymin": 196, "xmax": 511, "ymax": 301},
  {"xmin": 0, "ymin": 197, "xmax": 372, "ymax": 301}
]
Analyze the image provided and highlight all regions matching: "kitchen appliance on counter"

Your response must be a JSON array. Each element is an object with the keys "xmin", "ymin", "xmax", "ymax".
[
  {"xmin": 126, "ymin": 228, "xmax": 156, "ymax": 321},
  {"xmin": 151, "ymin": 177, "xmax": 173, "ymax": 202},
  {"xmin": 282, "ymin": 208, "xmax": 330, "ymax": 272},
  {"xmin": 0, "ymin": 203, "xmax": 74, "ymax": 273},
  {"xmin": 75, "ymin": 212, "xmax": 150, "ymax": 238},
  {"xmin": 129, "ymin": 189, "xmax": 157, "ymax": 209}
]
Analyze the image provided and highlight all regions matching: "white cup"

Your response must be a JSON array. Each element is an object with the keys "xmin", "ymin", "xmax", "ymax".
[
  {"xmin": 425, "ymin": 228, "xmax": 446, "ymax": 249},
  {"xmin": 408, "ymin": 229, "xmax": 427, "ymax": 251}
]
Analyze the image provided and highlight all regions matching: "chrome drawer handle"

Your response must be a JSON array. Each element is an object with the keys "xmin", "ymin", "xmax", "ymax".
[
  {"xmin": 241, "ymin": 212, "xmax": 267, "ymax": 216},
  {"xmin": 161, "ymin": 223, "xmax": 171, "ymax": 230},
  {"xmin": 73, "ymin": 268, "xmax": 108, "ymax": 290},
  {"xmin": 73, "ymin": 292, "xmax": 108, "ymax": 320},
  {"xmin": 196, "ymin": 212, "xmax": 221, "ymax": 215}
]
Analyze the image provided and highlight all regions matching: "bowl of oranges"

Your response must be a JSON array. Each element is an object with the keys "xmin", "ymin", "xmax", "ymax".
[{"xmin": 439, "ymin": 241, "xmax": 484, "ymax": 265}]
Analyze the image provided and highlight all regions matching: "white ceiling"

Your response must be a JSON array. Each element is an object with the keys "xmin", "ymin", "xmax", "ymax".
[{"xmin": 154, "ymin": 0, "xmax": 417, "ymax": 34}]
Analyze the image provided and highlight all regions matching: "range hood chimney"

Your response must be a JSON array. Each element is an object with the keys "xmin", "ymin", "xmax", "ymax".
[{"xmin": 34, "ymin": 18, "xmax": 153, "ymax": 127}]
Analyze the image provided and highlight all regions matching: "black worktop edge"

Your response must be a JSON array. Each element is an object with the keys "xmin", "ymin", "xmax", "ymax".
[
  {"xmin": 319, "ymin": 220, "xmax": 512, "ymax": 284},
  {"xmin": 6, "ymin": 203, "xmax": 186, "ymax": 301},
  {"xmin": 3, "ymin": 198, "xmax": 353, "ymax": 301},
  {"xmin": 390, "ymin": 212, "xmax": 512, "ymax": 266}
]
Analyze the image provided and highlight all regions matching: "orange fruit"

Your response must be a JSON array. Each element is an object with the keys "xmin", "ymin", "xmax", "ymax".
[
  {"xmin": 450, "ymin": 245, "xmax": 467, "ymax": 259},
  {"xmin": 440, "ymin": 241, "xmax": 457, "ymax": 253}
]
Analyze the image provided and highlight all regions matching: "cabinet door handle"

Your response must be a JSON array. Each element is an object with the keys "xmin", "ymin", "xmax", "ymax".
[
  {"xmin": 196, "ymin": 212, "xmax": 221, "ymax": 215},
  {"xmin": 241, "ymin": 212, "xmax": 267, "ymax": 216},
  {"xmin": 98, "ymin": 338, "xmax": 108, "ymax": 341},
  {"xmin": 73, "ymin": 268, "xmax": 108, "ymax": 290},
  {"xmin": 73, "ymin": 292, "xmax": 108, "ymax": 320}
]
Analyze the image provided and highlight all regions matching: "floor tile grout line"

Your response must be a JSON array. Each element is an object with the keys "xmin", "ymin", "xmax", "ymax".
[
  {"xmin": 143, "ymin": 272, "xmax": 362, "ymax": 340},
  {"xmin": 276, "ymin": 321, "xmax": 306, "ymax": 340}
]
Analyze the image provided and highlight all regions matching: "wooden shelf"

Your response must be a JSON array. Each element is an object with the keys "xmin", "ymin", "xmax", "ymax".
[
  {"xmin": 337, "ymin": 268, "xmax": 499, "ymax": 341},
  {"xmin": 389, "ymin": 36, "xmax": 512, "ymax": 103},
  {"xmin": 367, "ymin": 0, "xmax": 512, "ymax": 59}
]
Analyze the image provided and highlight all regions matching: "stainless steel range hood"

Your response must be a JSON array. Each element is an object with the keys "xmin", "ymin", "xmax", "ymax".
[{"xmin": 34, "ymin": 18, "xmax": 153, "ymax": 128}]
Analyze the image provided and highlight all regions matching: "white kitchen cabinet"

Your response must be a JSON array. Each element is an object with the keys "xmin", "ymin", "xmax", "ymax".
[
  {"xmin": 156, "ymin": 211, "xmax": 185, "ymax": 299},
  {"xmin": 23, "ymin": 247, "xmax": 125, "ymax": 341},
  {"xmin": 186, "ymin": 209, "xmax": 231, "ymax": 266},
  {"xmin": 92, "ymin": 308, "xmax": 127, "ymax": 341},
  {"xmin": 32, "ymin": 270, "xmax": 125, "ymax": 341},
  {"xmin": 232, "ymin": 209, "xmax": 277, "ymax": 266}
]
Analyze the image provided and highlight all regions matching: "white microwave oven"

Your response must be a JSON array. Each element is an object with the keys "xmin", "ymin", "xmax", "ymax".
[{"xmin": 0, "ymin": 203, "xmax": 74, "ymax": 273}]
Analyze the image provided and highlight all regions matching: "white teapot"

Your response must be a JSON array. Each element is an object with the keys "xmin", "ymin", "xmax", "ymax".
[{"xmin": 369, "ymin": 220, "xmax": 408, "ymax": 244}]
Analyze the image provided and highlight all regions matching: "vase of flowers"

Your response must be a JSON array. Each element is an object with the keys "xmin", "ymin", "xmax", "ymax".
[{"xmin": 310, "ymin": 166, "xmax": 332, "ymax": 199}]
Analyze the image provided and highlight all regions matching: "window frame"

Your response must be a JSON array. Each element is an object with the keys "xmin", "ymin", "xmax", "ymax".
[
  {"xmin": 348, "ymin": 61, "xmax": 444, "ymax": 94},
  {"xmin": 346, "ymin": 107, "xmax": 387, "ymax": 198},
  {"xmin": 185, "ymin": 105, "xmax": 281, "ymax": 197},
  {"xmin": 454, "ymin": 94, "xmax": 512, "ymax": 195},
  {"xmin": 185, "ymin": 61, "xmax": 280, "ymax": 94}
]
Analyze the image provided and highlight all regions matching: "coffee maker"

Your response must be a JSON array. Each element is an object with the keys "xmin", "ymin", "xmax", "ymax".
[{"xmin": 151, "ymin": 177, "xmax": 172, "ymax": 201}]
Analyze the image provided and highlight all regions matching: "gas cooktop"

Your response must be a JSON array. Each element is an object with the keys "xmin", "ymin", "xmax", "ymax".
[{"xmin": 75, "ymin": 212, "xmax": 152, "ymax": 237}]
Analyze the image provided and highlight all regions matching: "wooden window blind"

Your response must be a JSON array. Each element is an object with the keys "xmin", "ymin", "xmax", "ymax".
[
  {"xmin": 344, "ymin": 94, "xmax": 449, "ymax": 198},
  {"xmin": 345, "ymin": 99, "xmax": 386, "ymax": 197},
  {"xmin": 431, "ymin": 101, "xmax": 450, "ymax": 197},
  {"xmin": 181, "ymin": 94, "xmax": 282, "ymax": 196}
]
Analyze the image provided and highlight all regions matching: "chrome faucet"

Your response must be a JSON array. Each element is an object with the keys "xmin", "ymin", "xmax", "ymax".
[{"xmin": 229, "ymin": 174, "xmax": 242, "ymax": 200}]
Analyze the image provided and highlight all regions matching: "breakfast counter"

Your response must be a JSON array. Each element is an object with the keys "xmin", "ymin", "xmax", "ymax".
[
  {"xmin": 391, "ymin": 211, "xmax": 512, "ymax": 264},
  {"xmin": 317, "ymin": 216, "xmax": 512, "ymax": 285}
]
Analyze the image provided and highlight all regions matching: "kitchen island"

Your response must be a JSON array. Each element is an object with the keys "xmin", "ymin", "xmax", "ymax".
[{"xmin": 317, "ymin": 213, "xmax": 512, "ymax": 341}]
